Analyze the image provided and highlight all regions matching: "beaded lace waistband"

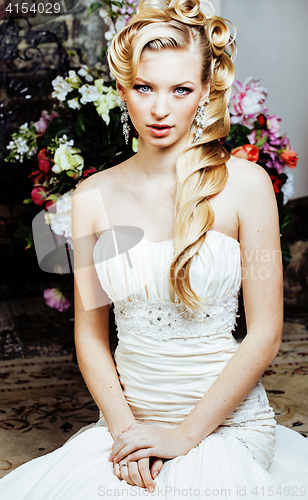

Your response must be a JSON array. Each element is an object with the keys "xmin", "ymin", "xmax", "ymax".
[{"xmin": 113, "ymin": 292, "xmax": 241, "ymax": 341}]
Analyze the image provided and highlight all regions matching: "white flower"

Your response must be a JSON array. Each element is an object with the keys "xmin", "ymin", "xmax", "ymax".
[
  {"xmin": 67, "ymin": 97, "xmax": 81, "ymax": 110},
  {"xmin": 99, "ymin": 7, "xmax": 109, "ymax": 18},
  {"xmin": 49, "ymin": 189, "xmax": 74, "ymax": 240},
  {"xmin": 79, "ymin": 84, "xmax": 100, "ymax": 105},
  {"xmin": 77, "ymin": 64, "xmax": 93, "ymax": 82},
  {"xmin": 20, "ymin": 122, "xmax": 29, "ymax": 131},
  {"xmin": 15, "ymin": 137, "xmax": 29, "ymax": 154},
  {"xmin": 105, "ymin": 29, "xmax": 115, "ymax": 41},
  {"xmin": 67, "ymin": 70, "xmax": 80, "ymax": 83},
  {"xmin": 93, "ymin": 79, "xmax": 121, "ymax": 125},
  {"xmin": 58, "ymin": 134, "xmax": 68, "ymax": 144},
  {"xmin": 6, "ymin": 141, "xmax": 15, "ymax": 150},
  {"xmin": 281, "ymin": 167, "xmax": 294, "ymax": 205},
  {"xmin": 51, "ymin": 76, "xmax": 73, "ymax": 101},
  {"xmin": 52, "ymin": 144, "xmax": 84, "ymax": 174},
  {"xmin": 77, "ymin": 66, "xmax": 88, "ymax": 77},
  {"xmin": 29, "ymin": 146, "xmax": 38, "ymax": 156}
]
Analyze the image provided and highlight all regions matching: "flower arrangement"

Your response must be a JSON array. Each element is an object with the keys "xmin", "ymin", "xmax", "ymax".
[
  {"xmin": 223, "ymin": 77, "xmax": 297, "ymax": 268},
  {"xmin": 5, "ymin": 64, "xmax": 297, "ymax": 312}
]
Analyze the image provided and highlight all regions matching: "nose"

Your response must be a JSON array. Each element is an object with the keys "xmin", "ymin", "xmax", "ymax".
[{"xmin": 151, "ymin": 92, "xmax": 170, "ymax": 120}]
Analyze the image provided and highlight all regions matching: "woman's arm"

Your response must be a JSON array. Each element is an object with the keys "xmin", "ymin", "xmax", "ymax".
[
  {"xmin": 177, "ymin": 159, "xmax": 283, "ymax": 448},
  {"xmin": 72, "ymin": 179, "xmax": 136, "ymax": 440}
]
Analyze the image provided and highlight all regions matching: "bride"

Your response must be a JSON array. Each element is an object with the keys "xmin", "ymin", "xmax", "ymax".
[{"xmin": 1, "ymin": 0, "xmax": 308, "ymax": 498}]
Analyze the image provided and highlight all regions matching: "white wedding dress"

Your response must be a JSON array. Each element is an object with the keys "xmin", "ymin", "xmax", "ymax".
[{"xmin": 1, "ymin": 229, "xmax": 308, "ymax": 499}]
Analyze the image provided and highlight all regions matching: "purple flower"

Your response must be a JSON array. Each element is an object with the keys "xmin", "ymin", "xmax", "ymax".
[
  {"xmin": 248, "ymin": 128, "xmax": 267, "ymax": 145},
  {"xmin": 126, "ymin": 6, "xmax": 133, "ymax": 14},
  {"xmin": 229, "ymin": 77, "xmax": 268, "ymax": 129},
  {"xmin": 43, "ymin": 288, "xmax": 72, "ymax": 312}
]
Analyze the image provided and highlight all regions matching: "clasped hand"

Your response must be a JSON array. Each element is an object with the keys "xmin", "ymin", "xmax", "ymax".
[{"xmin": 108, "ymin": 421, "xmax": 192, "ymax": 490}]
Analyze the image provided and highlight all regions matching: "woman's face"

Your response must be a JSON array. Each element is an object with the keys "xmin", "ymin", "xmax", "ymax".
[{"xmin": 117, "ymin": 48, "xmax": 210, "ymax": 149}]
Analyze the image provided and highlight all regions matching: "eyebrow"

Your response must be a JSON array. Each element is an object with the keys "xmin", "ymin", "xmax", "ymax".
[{"xmin": 135, "ymin": 78, "xmax": 196, "ymax": 86}]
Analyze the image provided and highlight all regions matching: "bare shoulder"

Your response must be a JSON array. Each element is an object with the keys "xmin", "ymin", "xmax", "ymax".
[
  {"xmin": 72, "ymin": 162, "xmax": 130, "ymax": 238},
  {"xmin": 72, "ymin": 170, "xmax": 113, "ymax": 238},
  {"xmin": 227, "ymin": 155, "xmax": 273, "ymax": 191},
  {"xmin": 226, "ymin": 155, "xmax": 276, "ymax": 213}
]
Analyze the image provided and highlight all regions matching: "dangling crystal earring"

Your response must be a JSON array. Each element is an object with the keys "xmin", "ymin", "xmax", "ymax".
[
  {"xmin": 120, "ymin": 101, "xmax": 130, "ymax": 145},
  {"xmin": 193, "ymin": 97, "xmax": 209, "ymax": 143},
  {"xmin": 193, "ymin": 105, "xmax": 207, "ymax": 143}
]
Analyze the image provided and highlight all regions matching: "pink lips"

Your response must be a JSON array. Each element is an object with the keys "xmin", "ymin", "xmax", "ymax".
[{"xmin": 148, "ymin": 124, "xmax": 173, "ymax": 137}]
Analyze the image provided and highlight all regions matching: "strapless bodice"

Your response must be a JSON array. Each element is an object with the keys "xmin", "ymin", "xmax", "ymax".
[{"xmin": 93, "ymin": 229, "xmax": 242, "ymax": 304}]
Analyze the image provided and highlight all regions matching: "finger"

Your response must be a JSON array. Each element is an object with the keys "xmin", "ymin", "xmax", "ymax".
[
  {"xmin": 151, "ymin": 457, "xmax": 164, "ymax": 479},
  {"xmin": 109, "ymin": 432, "xmax": 144, "ymax": 462},
  {"xmin": 118, "ymin": 464, "xmax": 132, "ymax": 485},
  {"xmin": 137, "ymin": 457, "xmax": 156, "ymax": 492},
  {"xmin": 125, "ymin": 448, "xmax": 153, "ymax": 463},
  {"xmin": 127, "ymin": 461, "xmax": 146, "ymax": 488},
  {"xmin": 114, "ymin": 441, "xmax": 149, "ymax": 464},
  {"xmin": 112, "ymin": 461, "xmax": 123, "ymax": 481}
]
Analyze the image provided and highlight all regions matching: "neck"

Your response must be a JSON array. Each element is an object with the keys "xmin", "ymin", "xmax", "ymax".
[{"xmin": 131, "ymin": 133, "xmax": 189, "ymax": 184}]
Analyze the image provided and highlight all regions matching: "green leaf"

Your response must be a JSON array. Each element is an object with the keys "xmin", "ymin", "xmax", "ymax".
[
  {"xmin": 87, "ymin": 2, "xmax": 101, "ymax": 15},
  {"xmin": 23, "ymin": 198, "xmax": 33, "ymax": 204},
  {"xmin": 66, "ymin": 170, "xmax": 76, "ymax": 177},
  {"xmin": 14, "ymin": 225, "xmax": 31, "ymax": 238},
  {"xmin": 99, "ymin": 46, "xmax": 109, "ymax": 60},
  {"xmin": 280, "ymin": 208, "xmax": 292, "ymax": 233},
  {"xmin": 254, "ymin": 134, "xmax": 268, "ymax": 148},
  {"xmin": 281, "ymin": 243, "xmax": 292, "ymax": 270}
]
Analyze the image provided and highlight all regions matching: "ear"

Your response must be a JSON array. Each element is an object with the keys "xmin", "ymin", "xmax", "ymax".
[
  {"xmin": 116, "ymin": 82, "xmax": 126, "ymax": 102},
  {"xmin": 198, "ymin": 81, "xmax": 211, "ymax": 106}
]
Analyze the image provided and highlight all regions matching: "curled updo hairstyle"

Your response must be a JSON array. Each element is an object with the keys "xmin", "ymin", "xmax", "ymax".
[{"xmin": 108, "ymin": 0, "xmax": 236, "ymax": 312}]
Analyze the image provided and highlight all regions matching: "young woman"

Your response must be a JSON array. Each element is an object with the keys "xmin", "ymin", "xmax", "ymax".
[{"xmin": 1, "ymin": 0, "xmax": 308, "ymax": 498}]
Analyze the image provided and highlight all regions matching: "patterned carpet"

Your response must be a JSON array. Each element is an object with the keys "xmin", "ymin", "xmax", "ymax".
[{"xmin": 0, "ymin": 318, "xmax": 307, "ymax": 479}]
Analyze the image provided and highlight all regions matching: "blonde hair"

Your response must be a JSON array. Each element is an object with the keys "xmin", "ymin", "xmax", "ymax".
[{"xmin": 108, "ymin": 0, "xmax": 236, "ymax": 311}]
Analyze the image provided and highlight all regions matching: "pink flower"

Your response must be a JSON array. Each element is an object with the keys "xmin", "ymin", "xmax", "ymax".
[
  {"xmin": 31, "ymin": 186, "xmax": 47, "ymax": 206},
  {"xmin": 34, "ymin": 110, "xmax": 60, "ymax": 133},
  {"xmin": 266, "ymin": 115, "xmax": 281, "ymax": 139},
  {"xmin": 229, "ymin": 77, "xmax": 268, "ymax": 128},
  {"xmin": 43, "ymin": 288, "xmax": 72, "ymax": 312}
]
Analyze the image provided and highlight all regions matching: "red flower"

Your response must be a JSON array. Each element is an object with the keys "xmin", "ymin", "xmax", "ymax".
[
  {"xmin": 82, "ymin": 167, "xmax": 97, "ymax": 178},
  {"xmin": 257, "ymin": 114, "xmax": 266, "ymax": 127},
  {"xmin": 45, "ymin": 200, "xmax": 57, "ymax": 212},
  {"xmin": 270, "ymin": 175, "xmax": 282, "ymax": 194},
  {"xmin": 231, "ymin": 144, "xmax": 259, "ymax": 163},
  {"xmin": 38, "ymin": 148, "xmax": 51, "ymax": 173},
  {"xmin": 281, "ymin": 150, "xmax": 298, "ymax": 168},
  {"xmin": 31, "ymin": 186, "xmax": 47, "ymax": 206}
]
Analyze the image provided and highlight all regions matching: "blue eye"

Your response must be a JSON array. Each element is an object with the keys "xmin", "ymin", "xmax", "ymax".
[
  {"xmin": 134, "ymin": 85, "xmax": 151, "ymax": 93},
  {"xmin": 175, "ymin": 87, "xmax": 192, "ymax": 95}
]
